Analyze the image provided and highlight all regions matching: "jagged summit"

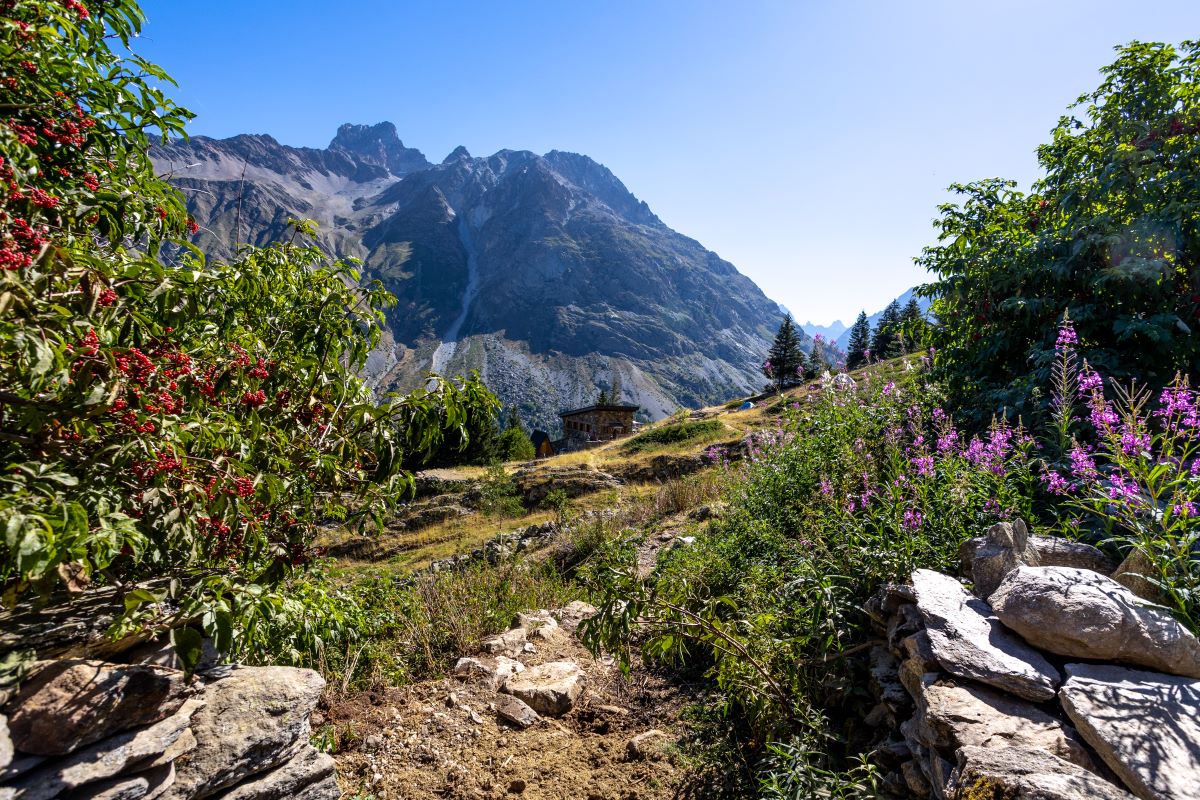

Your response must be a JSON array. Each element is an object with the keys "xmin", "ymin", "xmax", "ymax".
[
  {"xmin": 328, "ymin": 121, "xmax": 430, "ymax": 177},
  {"xmin": 443, "ymin": 145, "xmax": 472, "ymax": 163}
]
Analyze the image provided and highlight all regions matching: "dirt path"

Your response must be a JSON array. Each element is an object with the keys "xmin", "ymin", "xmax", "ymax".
[{"xmin": 330, "ymin": 605, "xmax": 701, "ymax": 800}]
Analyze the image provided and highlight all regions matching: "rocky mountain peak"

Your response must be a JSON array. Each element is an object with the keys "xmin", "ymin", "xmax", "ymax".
[
  {"xmin": 443, "ymin": 145, "xmax": 472, "ymax": 164},
  {"xmin": 329, "ymin": 122, "xmax": 430, "ymax": 177}
]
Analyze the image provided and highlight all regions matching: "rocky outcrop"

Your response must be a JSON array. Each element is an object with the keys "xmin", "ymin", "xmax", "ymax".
[
  {"xmin": 868, "ymin": 522, "xmax": 1200, "ymax": 800},
  {"xmin": 0, "ymin": 661, "xmax": 334, "ymax": 800},
  {"xmin": 512, "ymin": 466, "xmax": 622, "ymax": 506},
  {"xmin": 990, "ymin": 566, "xmax": 1200, "ymax": 678}
]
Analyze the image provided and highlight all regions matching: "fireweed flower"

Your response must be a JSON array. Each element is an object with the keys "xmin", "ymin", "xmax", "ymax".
[
  {"xmin": 1173, "ymin": 501, "xmax": 1198, "ymax": 519},
  {"xmin": 1078, "ymin": 368, "xmax": 1103, "ymax": 395},
  {"xmin": 1056, "ymin": 321, "xmax": 1078, "ymax": 349},
  {"xmin": 912, "ymin": 455, "xmax": 935, "ymax": 477},
  {"xmin": 1119, "ymin": 425, "xmax": 1152, "ymax": 457},
  {"xmin": 819, "ymin": 479, "xmax": 833, "ymax": 496},
  {"xmin": 882, "ymin": 382, "xmax": 897, "ymax": 397},
  {"xmin": 1069, "ymin": 446, "xmax": 1098, "ymax": 481},
  {"xmin": 903, "ymin": 508, "xmax": 924, "ymax": 530},
  {"xmin": 1041, "ymin": 470, "xmax": 1070, "ymax": 495}
]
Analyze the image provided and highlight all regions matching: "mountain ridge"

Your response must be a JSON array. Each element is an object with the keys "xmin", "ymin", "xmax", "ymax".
[{"xmin": 153, "ymin": 123, "xmax": 797, "ymax": 432}]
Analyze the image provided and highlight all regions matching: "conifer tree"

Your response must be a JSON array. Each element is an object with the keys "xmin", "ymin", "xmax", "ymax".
[
  {"xmin": 900, "ymin": 297, "xmax": 927, "ymax": 351},
  {"xmin": 871, "ymin": 300, "xmax": 903, "ymax": 360},
  {"xmin": 763, "ymin": 315, "xmax": 804, "ymax": 390},
  {"xmin": 846, "ymin": 311, "xmax": 871, "ymax": 369},
  {"xmin": 610, "ymin": 373, "xmax": 623, "ymax": 404}
]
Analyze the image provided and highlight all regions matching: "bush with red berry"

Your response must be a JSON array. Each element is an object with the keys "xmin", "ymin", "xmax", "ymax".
[{"xmin": 0, "ymin": 0, "xmax": 496, "ymax": 669}]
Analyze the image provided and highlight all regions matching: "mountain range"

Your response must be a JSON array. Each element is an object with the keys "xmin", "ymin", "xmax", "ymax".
[
  {"xmin": 799, "ymin": 289, "xmax": 932, "ymax": 352},
  {"xmin": 152, "ymin": 123, "xmax": 797, "ymax": 432}
]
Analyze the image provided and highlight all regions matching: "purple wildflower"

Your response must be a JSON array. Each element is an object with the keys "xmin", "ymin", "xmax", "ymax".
[
  {"xmin": 903, "ymin": 508, "xmax": 924, "ymax": 531},
  {"xmin": 1055, "ymin": 321, "xmax": 1078, "ymax": 350},
  {"xmin": 1041, "ymin": 470, "xmax": 1070, "ymax": 495},
  {"xmin": 882, "ymin": 381, "xmax": 897, "ymax": 397},
  {"xmin": 1069, "ymin": 446, "xmax": 1098, "ymax": 481},
  {"xmin": 912, "ymin": 455, "xmax": 935, "ymax": 477}
]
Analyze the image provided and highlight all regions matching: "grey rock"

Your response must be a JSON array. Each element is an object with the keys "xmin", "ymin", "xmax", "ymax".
[
  {"xmin": 62, "ymin": 763, "xmax": 175, "ymax": 800},
  {"xmin": 970, "ymin": 519, "xmax": 1039, "ymax": 599},
  {"xmin": 162, "ymin": 666, "xmax": 324, "ymax": 800},
  {"xmin": 7, "ymin": 698, "xmax": 201, "ymax": 800},
  {"xmin": 453, "ymin": 656, "xmax": 524, "ymax": 690},
  {"xmin": 912, "ymin": 569, "xmax": 1061, "ymax": 701},
  {"xmin": 216, "ymin": 747, "xmax": 337, "ymax": 800},
  {"xmin": 1111, "ymin": 550, "xmax": 1167, "ymax": 604},
  {"xmin": 551, "ymin": 601, "xmax": 597, "ymax": 633},
  {"xmin": 910, "ymin": 675, "xmax": 1095, "ymax": 770},
  {"xmin": 479, "ymin": 628, "xmax": 527, "ymax": 658},
  {"xmin": 902, "ymin": 630, "xmax": 940, "ymax": 673},
  {"xmin": 1059, "ymin": 662, "xmax": 1200, "ymax": 800},
  {"xmin": 6, "ymin": 660, "xmax": 193, "ymax": 755},
  {"xmin": 949, "ymin": 745, "xmax": 1136, "ymax": 800},
  {"xmin": 1029, "ymin": 536, "xmax": 1118, "ymax": 575},
  {"xmin": 902, "ymin": 759, "xmax": 931, "ymax": 797},
  {"xmin": 869, "ymin": 646, "xmax": 909, "ymax": 710},
  {"xmin": 990, "ymin": 566, "xmax": 1200, "ymax": 678},
  {"xmin": 494, "ymin": 694, "xmax": 539, "ymax": 730},
  {"xmin": 502, "ymin": 661, "xmax": 583, "ymax": 716}
]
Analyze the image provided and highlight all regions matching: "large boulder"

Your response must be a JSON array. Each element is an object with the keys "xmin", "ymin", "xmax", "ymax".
[
  {"xmin": 990, "ymin": 566, "xmax": 1200, "ymax": 678},
  {"xmin": 6, "ymin": 697, "xmax": 202, "ymax": 800},
  {"xmin": 162, "ymin": 666, "xmax": 324, "ymax": 800},
  {"xmin": 5, "ymin": 660, "xmax": 194, "ymax": 756},
  {"xmin": 911, "ymin": 569, "xmax": 1061, "ymax": 701},
  {"xmin": 949, "ymin": 745, "xmax": 1136, "ymax": 800},
  {"xmin": 1059, "ymin": 663, "xmax": 1200, "ymax": 800},
  {"xmin": 501, "ymin": 661, "xmax": 583, "ymax": 717},
  {"xmin": 910, "ymin": 675, "xmax": 1095, "ymax": 770}
]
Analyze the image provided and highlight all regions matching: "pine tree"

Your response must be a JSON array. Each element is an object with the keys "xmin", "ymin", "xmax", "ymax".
[
  {"xmin": 846, "ymin": 310, "xmax": 871, "ymax": 369},
  {"xmin": 763, "ymin": 314, "xmax": 804, "ymax": 390},
  {"xmin": 610, "ymin": 372, "xmax": 623, "ymax": 404},
  {"xmin": 871, "ymin": 300, "xmax": 903, "ymax": 360},
  {"xmin": 504, "ymin": 406, "xmax": 523, "ymax": 431},
  {"xmin": 900, "ymin": 297, "xmax": 926, "ymax": 351},
  {"xmin": 596, "ymin": 387, "xmax": 609, "ymax": 405},
  {"xmin": 805, "ymin": 340, "xmax": 829, "ymax": 379}
]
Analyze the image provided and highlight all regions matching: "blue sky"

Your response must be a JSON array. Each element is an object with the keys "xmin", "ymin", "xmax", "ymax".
[{"xmin": 136, "ymin": 1, "xmax": 1198, "ymax": 326}]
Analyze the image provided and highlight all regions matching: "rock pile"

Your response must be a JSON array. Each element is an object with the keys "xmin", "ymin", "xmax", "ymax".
[
  {"xmin": 0, "ymin": 659, "xmax": 334, "ymax": 800},
  {"xmin": 865, "ymin": 520, "xmax": 1200, "ymax": 800},
  {"xmin": 453, "ymin": 601, "xmax": 598, "ymax": 730}
]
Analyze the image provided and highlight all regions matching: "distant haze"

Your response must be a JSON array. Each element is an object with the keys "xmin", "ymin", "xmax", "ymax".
[{"xmin": 136, "ymin": 1, "xmax": 1200, "ymax": 324}]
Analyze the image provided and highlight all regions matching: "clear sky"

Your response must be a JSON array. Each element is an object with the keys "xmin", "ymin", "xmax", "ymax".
[{"xmin": 135, "ymin": 1, "xmax": 1198, "ymax": 326}]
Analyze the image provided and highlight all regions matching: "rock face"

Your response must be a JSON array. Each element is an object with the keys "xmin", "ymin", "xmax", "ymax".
[
  {"xmin": 163, "ymin": 666, "xmax": 326, "ymax": 800},
  {"xmin": 502, "ymin": 662, "xmax": 584, "ymax": 717},
  {"xmin": 949, "ymin": 745, "xmax": 1137, "ymax": 800},
  {"xmin": 1059, "ymin": 663, "xmax": 1200, "ymax": 800},
  {"xmin": 153, "ymin": 124, "xmax": 793, "ymax": 430},
  {"xmin": 912, "ymin": 569, "xmax": 1061, "ymax": 701},
  {"xmin": 6, "ymin": 660, "xmax": 193, "ymax": 756},
  {"xmin": 990, "ymin": 566, "xmax": 1200, "ymax": 678}
]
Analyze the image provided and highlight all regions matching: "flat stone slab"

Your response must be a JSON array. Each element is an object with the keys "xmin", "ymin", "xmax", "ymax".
[
  {"xmin": 480, "ymin": 627, "xmax": 527, "ymax": 658},
  {"xmin": 502, "ymin": 661, "xmax": 583, "ymax": 717},
  {"xmin": 1059, "ymin": 663, "xmax": 1200, "ymax": 800},
  {"xmin": 991, "ymin": 566, "xmax": 1200, "ymax": 678},
  {"xmin": 912, "ymin": 569, "xmax": 1061, "ymax": 701},
  {"xmin": 494, "ymin": 694, "xmax": 539, "ymax": 729},
  {"xmin": 912, "ymin": 676, "xmax": 1095, "ymax": 770},
  {"xmin": 950, "ymin": 745, "xmax": 1137, "ymax": 800}
]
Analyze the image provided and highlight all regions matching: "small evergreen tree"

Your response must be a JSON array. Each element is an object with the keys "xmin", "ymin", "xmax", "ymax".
[
  {"xmin": 846, "ymin": 310, "xmax": 871, "ymax": 369},
  {"xmin": 610, "ymin": 372, "xmax": 623, "ymax": 404},
  {"xmin": 497, "ymin": 425, "xmax": 536, "ymax": 462},
  {"xmin": 871, "ymin": 300, "xmax": 903, "ymax": 360},
  {"xmin": 900, "ymin": 297, "xmax": 927, "ymax": 351},
  {"xmin": 763, "ymin": 315, "xmax": 805, "ymax": 390},
  {"xmin": 596, "ymin": 387, "xmax": 609, "ymax": 405}
]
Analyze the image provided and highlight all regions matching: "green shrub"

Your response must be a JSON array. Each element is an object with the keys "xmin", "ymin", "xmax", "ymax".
[
  {"xmin": 0, "ymin": 0, "xmax": 495, "ymax": 669},
  {"xmin": 920, "ymin": 41, "xmax": 1200, "ymax": 426},
  {"xmin": 497, "ymin": 425, "xmax": 536, "ymax": 462},
  {"xmin": 622, "ymin": 419, "xmax": 726, "ymax": 454},
  {"xmin": 477, "ymin": 465, "xmax": 525, "ymax": 518}
]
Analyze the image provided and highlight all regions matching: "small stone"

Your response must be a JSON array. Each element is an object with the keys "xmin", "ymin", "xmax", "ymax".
[
  {"xmin": 494, "ymin": 694, "xmax": 539, "ymax": 729},
  {"xmin": 991, "ymin": 566, "xmax": 1200, "ymax": 678},
  {"xmin": 6, "ymin": 660, "xmax": 193, "ymax": 756},
  {"xmin": 912, "ymin": 569, "xmax": 1061, "ymax": 701},
  {"xmin": 1059, "ymin": 662, "xmax": 1200, "ymax": 800},
  {"xmin": 502, "ymin": 661, "xmax": 584, "ymax": 716},
  {"xmin": 625, "ymin": 730, "xmax": 671, "ymax": 761}
]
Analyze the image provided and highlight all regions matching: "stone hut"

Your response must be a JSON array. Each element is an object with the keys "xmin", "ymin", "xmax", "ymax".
[{"xmin": 560, "ymin": 403, "xmax": 639, "ymax": 449}]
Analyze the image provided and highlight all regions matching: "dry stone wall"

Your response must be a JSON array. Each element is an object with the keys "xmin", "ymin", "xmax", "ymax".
[
  {"xmin": 0, "ymin": 657, "xmax": 335, "ymax": 800},
  {"xmin": 864, "ymin": 520, "xmax": 1200, "ymax": 800}
]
